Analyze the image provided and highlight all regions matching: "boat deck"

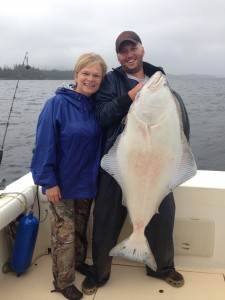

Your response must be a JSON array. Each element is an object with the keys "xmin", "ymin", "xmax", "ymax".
[
  {"xmin": 1, "ymin": 254, "xmax": 225, "ymax": 300},
  {"xmin": 1, "ymin": 170, "xmax": 225, "ymax": 299}
]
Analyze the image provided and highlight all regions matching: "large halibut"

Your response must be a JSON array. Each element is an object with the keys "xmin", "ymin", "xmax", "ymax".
[{"xmin": 101, "ymin": 71, "xmax": 197, "ymax": 270}]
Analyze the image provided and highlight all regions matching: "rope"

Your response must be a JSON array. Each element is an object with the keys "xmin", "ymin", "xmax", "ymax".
[{"xmin": 0, "ymin": 192, "xmax": 29, "ymax": 211}]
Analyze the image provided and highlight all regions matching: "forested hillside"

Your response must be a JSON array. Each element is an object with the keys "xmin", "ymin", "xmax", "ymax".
[{"xmin": 0, "ymin": 65, "xmax": 74, "ymax": 80}]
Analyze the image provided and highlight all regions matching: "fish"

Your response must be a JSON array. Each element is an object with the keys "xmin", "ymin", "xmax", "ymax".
[{"xmin": 100, "ymin": 71, "xmax": 197, "ymax": 270}]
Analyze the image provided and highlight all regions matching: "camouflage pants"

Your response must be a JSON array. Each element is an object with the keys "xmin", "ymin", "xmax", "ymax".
[{"xmin": 49, "ymin": 198, "xmax": 93, "ymax": 288}]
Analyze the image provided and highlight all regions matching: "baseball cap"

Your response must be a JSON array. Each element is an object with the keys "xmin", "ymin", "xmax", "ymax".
[{"xmin": 115, "ymin": 31, "xmax": 142, "ymax": 53}]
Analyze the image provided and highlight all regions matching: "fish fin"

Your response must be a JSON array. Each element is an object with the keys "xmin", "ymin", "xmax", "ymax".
[
  {"xmin": 109, "ymin": 234, "xmax": 157, "ymax": 271},
  {"xmin": 101, "ymin": 134, "xmax": 123, "ymax": 183},
  {"xmin": 101, "ymin": 135, "xmax": 128, "ymax": 207},
  {"xmin": 169, "ymin": 132, "xmax": 197, "ymax": 190},
  {"xmin": 121, "ymin": 197, "xmax": 127, "ymax": 206}
]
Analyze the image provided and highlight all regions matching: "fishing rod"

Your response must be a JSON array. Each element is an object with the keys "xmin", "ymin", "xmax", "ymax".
[{"xmin": 0, "ymin": 52, "xmax": 30, "ymax": 190}]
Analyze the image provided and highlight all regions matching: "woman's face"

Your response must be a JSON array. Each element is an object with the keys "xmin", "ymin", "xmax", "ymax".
[{"xmin": 75, "ymin": 62, "xmax": 103, "ymax": 96}]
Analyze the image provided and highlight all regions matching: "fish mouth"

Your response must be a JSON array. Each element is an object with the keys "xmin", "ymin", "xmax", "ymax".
[
  {"xmin": 154, "ymin": 71, "xmax": 163, "ymax": 83},
  {"xmin": 147, "ymin": 71, "xmax": 166, "ymax": 91}
]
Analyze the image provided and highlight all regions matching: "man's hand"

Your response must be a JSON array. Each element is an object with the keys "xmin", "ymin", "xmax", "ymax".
[{"xmin": 128, "ymin": 82, "xmax": 145, "ymax": 101}]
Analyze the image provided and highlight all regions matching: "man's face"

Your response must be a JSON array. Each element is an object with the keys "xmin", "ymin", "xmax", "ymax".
[{"xmin": 117, "ymin": 41, "xmax": 145, "ymax": 75}]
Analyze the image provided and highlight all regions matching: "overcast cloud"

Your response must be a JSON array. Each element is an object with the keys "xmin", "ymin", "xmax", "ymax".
[{"xmin": 0, "ymin": 0, "xmax": 225, "ymax": 77}]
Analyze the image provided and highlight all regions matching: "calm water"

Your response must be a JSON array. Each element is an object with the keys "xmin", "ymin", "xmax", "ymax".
[{"xmin": 0, "ymin": 78, "xmax": 225, "ymax": 185}]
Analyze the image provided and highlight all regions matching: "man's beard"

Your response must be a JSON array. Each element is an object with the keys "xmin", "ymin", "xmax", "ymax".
[{"xmin": 122, "ymin": 60, "xmax": 143, "ymax": 75}]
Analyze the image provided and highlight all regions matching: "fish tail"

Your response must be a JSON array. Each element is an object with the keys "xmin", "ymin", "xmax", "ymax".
[{"xmin": 109, "ymin": 233, "xmax": 157, "ymax": 271}]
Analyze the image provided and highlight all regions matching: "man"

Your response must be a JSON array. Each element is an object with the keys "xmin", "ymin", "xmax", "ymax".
[{"xmin": 82, "ymin": 31, "xmax": 189, "ymax": 295}]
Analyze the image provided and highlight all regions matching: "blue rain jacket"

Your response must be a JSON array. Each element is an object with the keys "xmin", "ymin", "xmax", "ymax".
[{"xmin": 30, "ymin": 85, "xmax": 102, "ymax": 199}]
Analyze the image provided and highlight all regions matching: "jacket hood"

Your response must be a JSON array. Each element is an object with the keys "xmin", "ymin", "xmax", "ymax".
[{"xmin": 55, "ymin": 83, "xmax": 94, "ymax": 108}]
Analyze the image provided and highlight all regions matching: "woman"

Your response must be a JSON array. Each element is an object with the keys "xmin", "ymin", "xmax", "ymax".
[{"xmin": 30, "ymin": 53, "xmax": 107, "ymax": 300}]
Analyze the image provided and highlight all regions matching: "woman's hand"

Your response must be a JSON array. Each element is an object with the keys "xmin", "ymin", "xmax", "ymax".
[{"xmin": 46, "ymin": 186, "xmax": 61, "ymax": 203}]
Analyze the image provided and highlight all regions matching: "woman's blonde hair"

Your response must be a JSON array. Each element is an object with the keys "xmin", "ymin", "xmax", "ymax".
[{"xmin": 74, "ymin": 52, "xmax": 107, "ymax": 78}]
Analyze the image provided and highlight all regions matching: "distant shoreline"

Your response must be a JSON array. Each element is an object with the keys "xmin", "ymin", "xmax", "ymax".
[
  {"xmin": 0, "ymin": 74, "xmax": 220, "ymax": 80},
  {"xmin": 0, "ymin": 64, "xmax": 221, "ymax": 80}
]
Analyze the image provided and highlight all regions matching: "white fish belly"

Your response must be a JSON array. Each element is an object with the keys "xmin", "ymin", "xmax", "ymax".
[{"xmin": 117, "ymin": 108, "xmax": 181, "ymax": 230}]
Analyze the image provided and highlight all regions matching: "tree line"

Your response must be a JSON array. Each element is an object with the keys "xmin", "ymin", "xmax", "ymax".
[
  {"xmin": 0, "ymin": 65, "xmax": 216, "ymax": 80},
  {"xmin": 0, "ymin": 64, "xmax": 74, "ymax": 80}
]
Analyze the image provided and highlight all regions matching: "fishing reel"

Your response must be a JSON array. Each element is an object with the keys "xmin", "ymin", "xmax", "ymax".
[{"xmin": 24, "ymin": 52, "xmax": 30, "ymax": 69}]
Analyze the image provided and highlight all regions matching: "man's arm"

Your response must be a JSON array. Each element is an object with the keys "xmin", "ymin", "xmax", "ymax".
[{"xmin": 95, "ymin": 72, "xmax": 144, "ymax": 128}]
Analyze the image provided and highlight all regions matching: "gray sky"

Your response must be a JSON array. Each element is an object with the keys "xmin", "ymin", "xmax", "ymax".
[{"xmin": 0, "ymin": 0, "xmax": 225, "ymax": 77}]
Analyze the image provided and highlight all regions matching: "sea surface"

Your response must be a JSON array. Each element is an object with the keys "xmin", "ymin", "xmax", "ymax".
[{"xmin": 0, "ymin": 78, "xmax": 225, "ymax": 185}]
